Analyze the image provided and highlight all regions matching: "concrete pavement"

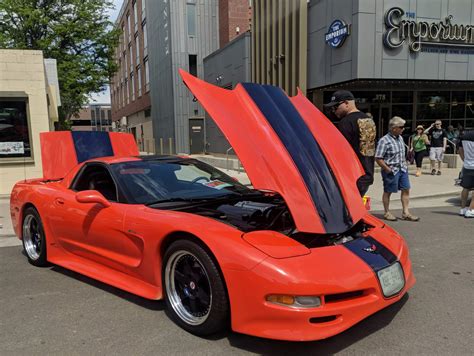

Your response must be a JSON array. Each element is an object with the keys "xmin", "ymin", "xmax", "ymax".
[{"xmin": 1, "ymin": 206, "xmax": 473, "ymax": 354}]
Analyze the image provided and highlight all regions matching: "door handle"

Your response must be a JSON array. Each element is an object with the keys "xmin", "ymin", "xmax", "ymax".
[{"xmin": 55, "ymin": 198, "xmax": 65, "ymax": 205}]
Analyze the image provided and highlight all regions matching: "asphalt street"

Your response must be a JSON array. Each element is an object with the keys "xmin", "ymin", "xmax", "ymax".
[{"xmin": 1, "ymin": 206, "xmax": 473, "ymax": 355}]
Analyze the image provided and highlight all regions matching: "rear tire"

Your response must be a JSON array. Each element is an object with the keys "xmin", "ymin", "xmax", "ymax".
[
  {"xmin": 163, "ymin": 239, "xmax": 229, "ymax": 336},
  {"xmin": 22, "ymin": 207, "xmax": 48, "ymax": 267}
]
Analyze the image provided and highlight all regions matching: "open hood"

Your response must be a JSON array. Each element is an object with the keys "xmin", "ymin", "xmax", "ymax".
[
  {"xmin": 40, "ymin": 131, "xmax": 139, "ymax": 180},
  {"xmin": 180, "ymin": 69, "xmax": 367, "ymax": 234}
]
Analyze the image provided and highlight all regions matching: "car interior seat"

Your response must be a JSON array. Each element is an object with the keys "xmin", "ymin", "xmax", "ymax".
[{"xmin": 88, "ymin": 172, "xmax": 117, "ymax": 201}]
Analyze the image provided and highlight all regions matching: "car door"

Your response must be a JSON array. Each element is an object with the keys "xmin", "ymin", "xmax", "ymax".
[{"xmin": 48, "ymin": 163, "xmax": 144, "ymax": 272}]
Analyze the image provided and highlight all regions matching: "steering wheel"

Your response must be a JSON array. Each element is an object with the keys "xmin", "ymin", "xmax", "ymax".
[{"xmin": 191, "ymin": 176, "xmax": 211, "ymax": 184}]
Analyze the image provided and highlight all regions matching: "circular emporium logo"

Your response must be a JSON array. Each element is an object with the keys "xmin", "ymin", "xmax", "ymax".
[{"xmin": 325, "ymin": 20, "xmax": 350, "ymax": 48}]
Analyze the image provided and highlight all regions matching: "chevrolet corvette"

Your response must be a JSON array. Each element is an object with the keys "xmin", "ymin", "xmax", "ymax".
[{"xmin": 10, "ymin": 70, "xmax": 414, "ymax": 341}]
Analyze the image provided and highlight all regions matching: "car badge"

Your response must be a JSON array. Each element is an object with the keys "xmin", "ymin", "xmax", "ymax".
[{"xmin": 363, "ymin": 244, "xmax": 378, "ymax": 254}]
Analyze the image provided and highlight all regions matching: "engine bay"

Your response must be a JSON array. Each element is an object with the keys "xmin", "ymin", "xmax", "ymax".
[
  {"xmin": 161, "ymin": 192, "xmax": 374, "ymax": 248},
  {"xmin": 177, "ymin": 195, "xmax": 295, "ymax": 233}
]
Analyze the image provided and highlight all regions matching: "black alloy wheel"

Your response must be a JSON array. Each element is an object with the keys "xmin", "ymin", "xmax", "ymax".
[
  {"xmin": 163, "ymin": 239, "xmax": 229, "ymax": 336},
  {"xmin": 22, "ymin": 207, "xmax": 48, "ymax": 267}
]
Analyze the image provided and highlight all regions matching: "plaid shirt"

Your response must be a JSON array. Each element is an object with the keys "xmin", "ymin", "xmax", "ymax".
[{"xmin": 375, "ymin": 133, "xmax": 407, "ymax": 174}]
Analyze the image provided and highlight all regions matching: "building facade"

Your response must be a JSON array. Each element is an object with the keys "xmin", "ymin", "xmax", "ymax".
[
  {"xmin": 203, "ymin": 32, "xmax": 252, "ymax": 154},
  {"xmin": 308, "ymin": 0, "xmax": 474, "ymax": 136},
  {"xmin": 252, "ymin": 0, "xmax": 308, "ymax": 96},
  {"xmin": 0, "ymin": 50, "xmax": 60, "ymax": 195},
  {"xmin": 147, "ymin": 0, "xmax": 219, "ymax": 154},
  {"xmin": 219, "ymin": 0, "xmax": 252, "ymax": 48},
  {"xmin": 110, "ymin": 0, "xmax": 152, "ymax": 152},
  {"xmin": 71, "ymin": 104, "xmax": 113, "ymax": 132}
]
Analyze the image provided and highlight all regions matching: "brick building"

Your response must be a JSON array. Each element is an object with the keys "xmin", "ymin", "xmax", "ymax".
[
  {"xmin": 110, "ymin": 0, "xmax": 152, "ymax": 153},
  {"xmin": 219, "ymin": 0, "xmax": 252, "ymax": 48}
]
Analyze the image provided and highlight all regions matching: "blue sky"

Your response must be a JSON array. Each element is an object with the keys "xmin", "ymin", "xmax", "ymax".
[{"xmin": 88, "ymin": 0, "xmax": 122, "ymax": 104}]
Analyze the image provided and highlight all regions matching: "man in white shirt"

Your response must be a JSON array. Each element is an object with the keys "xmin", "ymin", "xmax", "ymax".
[{"xmin": 458, "ymin": 130, "xmax": 474, "ymax": 218}]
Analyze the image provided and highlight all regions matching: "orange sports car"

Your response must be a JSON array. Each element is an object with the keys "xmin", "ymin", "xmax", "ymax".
[{"xmin": 10, "ymin": 71, "xmax": 414, "ymax": 341}]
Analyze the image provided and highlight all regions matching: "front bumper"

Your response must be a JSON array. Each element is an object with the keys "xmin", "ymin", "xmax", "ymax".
[{"xmin": 224, "ymin": 228, "xmax": 415, "ymax": 341}]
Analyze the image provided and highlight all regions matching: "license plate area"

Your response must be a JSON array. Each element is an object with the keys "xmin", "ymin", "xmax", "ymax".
[{"xmin": 377, "ymin": 262, "xmax": 405, "ymax": 297}]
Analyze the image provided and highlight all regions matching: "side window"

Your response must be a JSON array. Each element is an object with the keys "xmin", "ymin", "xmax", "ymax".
[{"xmin": 73, "ymin": 165, "xmax": 118, "ymax": 202}]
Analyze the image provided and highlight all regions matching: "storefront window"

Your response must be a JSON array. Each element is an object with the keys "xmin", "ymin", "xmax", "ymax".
[
  {"xmin": 0, "ymin": 99, "xmax": 31, "ymax": 159},
  {"xmin": 466, "ymin": 92, "xmax": 474, "ymax": 127},
  {"xmin": 417, "ymin": 91, "xmax": 450, "ymax": 104},
  {"xmin": 392, "ymin": 91, "xmax": 413, "ymax": 103},
  {"xmin": 450, "ymin": 102, "xmax": 466, "ymax": 119},
  {"xmin": 392, "ymin": 104, "xmax": 413, "ymax": 122},
  {"xmin": 417, "ymin": 104, "xmax": 449, "ymax": 122},
  {"xmin": 451, "ymin": 91, "xmax": 466, "ymax": 103}
]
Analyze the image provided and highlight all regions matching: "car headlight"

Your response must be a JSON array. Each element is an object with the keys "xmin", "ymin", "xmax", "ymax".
[
  {"xmin": 266, "ymin": 294, "xmax": 321, "ymax": 308},
  {"xmin": 377, "ymin": 262, "xmax": 405, "ymax": 297}
]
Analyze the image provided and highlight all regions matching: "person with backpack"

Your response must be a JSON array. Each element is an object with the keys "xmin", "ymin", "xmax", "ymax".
[{"xmin": 324, "ymin": 90, "xmax": 376, "ymax": 196}]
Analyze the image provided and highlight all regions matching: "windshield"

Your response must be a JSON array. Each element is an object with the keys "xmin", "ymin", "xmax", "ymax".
[{"xmin": 111, "ymin": 159, "xmax": 254, "ymax": 205}]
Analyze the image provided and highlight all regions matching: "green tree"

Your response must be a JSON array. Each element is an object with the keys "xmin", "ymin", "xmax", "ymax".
[{"xmin": 0, "ymin": 0, "xmax": 120, "ymax": 128}]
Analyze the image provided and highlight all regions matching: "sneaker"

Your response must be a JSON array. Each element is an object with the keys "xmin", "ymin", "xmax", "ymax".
[
  {"xmin": 465, "ymin": 209, "xmax": 474, "ymax": 218},
  {"xmin": 436, "ymin": 170, "xmax": 442, "ymax": 175},
  {"xmin": 431, "ymin": 169, "xmax": 436, "ymax": 175},
  {"xmin": 459, "ymin": 208, "xmax": 468, "ymax": 216},
  {"xmin": 415, "ymin": 171, "xmax": 421, "ymax": 177}
]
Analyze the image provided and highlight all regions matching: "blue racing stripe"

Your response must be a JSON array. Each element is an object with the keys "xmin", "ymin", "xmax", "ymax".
[
  {"xmin": 344, "ymin": 237, "xmax": 397, "ymax": 272},
  {"xmin": 71, "ymin": 131, "xmax": 114, "ymax": 163},
  {"xmin": 242, "ymin": 83, "xmax": 352, "ymax": 233}
]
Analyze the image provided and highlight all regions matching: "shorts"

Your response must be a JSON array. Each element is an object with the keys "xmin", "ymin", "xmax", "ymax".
[
  {"xmin": 429, "ymin": 147, "xmax": 444, "ymax": 161},
  {"xmin": 381, "ymin": 170, "xmax": 411, "ymax": 193},
  {"xmin": 461, "ymin": 168, "xmax": 474, "ymax": 189}
]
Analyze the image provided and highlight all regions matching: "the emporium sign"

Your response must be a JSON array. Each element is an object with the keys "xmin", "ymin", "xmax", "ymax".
[
  {"xmin": 383, "ymin": 7, "xmax": 474, "ymax": 52},
  {"xmin": 325, "ymin": 20, "xmax": 350, "ymax": 48}
]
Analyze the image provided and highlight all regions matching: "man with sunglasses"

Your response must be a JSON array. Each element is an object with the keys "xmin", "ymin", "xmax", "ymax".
[
  {"xmin": 375, "ymin": 116, "xmax": 419, "ymax": 222},
  {"xmin": 324, "ymin": 90, "xmax": 376, "ymax": 196},
  {"xmin": 424, "ymin": 120, "xmax": 447, "ymax": 175}
]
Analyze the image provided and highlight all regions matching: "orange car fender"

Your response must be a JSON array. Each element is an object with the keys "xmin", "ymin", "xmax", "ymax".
[
  {"xmin": 123, "ymin": 206, "xmax": 270, "ymax": 287},
  {"xmin": 10, "ymin": 182, "xmax": 53, "ymax": 239}
]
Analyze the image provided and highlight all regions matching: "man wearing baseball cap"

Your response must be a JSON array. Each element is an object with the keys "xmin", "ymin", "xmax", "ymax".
[{"xmin": 325, "ymin": 90, "xmax": 376, "ymax": 196}]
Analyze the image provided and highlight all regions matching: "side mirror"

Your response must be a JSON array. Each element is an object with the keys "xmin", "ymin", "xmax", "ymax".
[{"xmin": 75, "ymin": 190, "xmax": 112, "ymax": 208}]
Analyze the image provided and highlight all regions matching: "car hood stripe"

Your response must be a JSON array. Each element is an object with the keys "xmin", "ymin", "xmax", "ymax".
[
  {"xmin": 343, "ymin": 237, "xmax": 397, "ymax": 272},
  {"xmin": 242, "ymin": 83, "xmax": 353, "ymax": 233},
  {"xmin": 40, "ymin": 132, "xmax": 138, "ymax": 180},
  {"xmin": 179, "ymin": 69, "xmax": 368, "ymax": 234}
]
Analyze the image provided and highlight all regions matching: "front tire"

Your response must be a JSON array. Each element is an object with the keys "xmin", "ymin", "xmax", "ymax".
[
  {"xmin": 22, "ymin": 207, "xmax": 48, "ymax": 267},
  {"xmin": 163, "ymin": 239, "xmax": 229, "ymax": 336}
]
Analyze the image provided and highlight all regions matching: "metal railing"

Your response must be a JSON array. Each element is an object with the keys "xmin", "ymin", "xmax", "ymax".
[
  {"xmin": 446, "ymin": 139, "xmax": 457, "ymax": 155},
  {"xmin": 225, "ymin": 147, "xmax": 242, "ymax": 173}
]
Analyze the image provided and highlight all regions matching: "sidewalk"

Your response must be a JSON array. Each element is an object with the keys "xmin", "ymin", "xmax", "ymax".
[{"xmin": 0, "ymin": 167, "xmax": 463, "ymax": 241}]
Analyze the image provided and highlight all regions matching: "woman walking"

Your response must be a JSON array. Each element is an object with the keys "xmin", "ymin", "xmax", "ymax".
[{"xmin": 409, "ymin": 125, "xmax": 430, "ymax": 177}]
